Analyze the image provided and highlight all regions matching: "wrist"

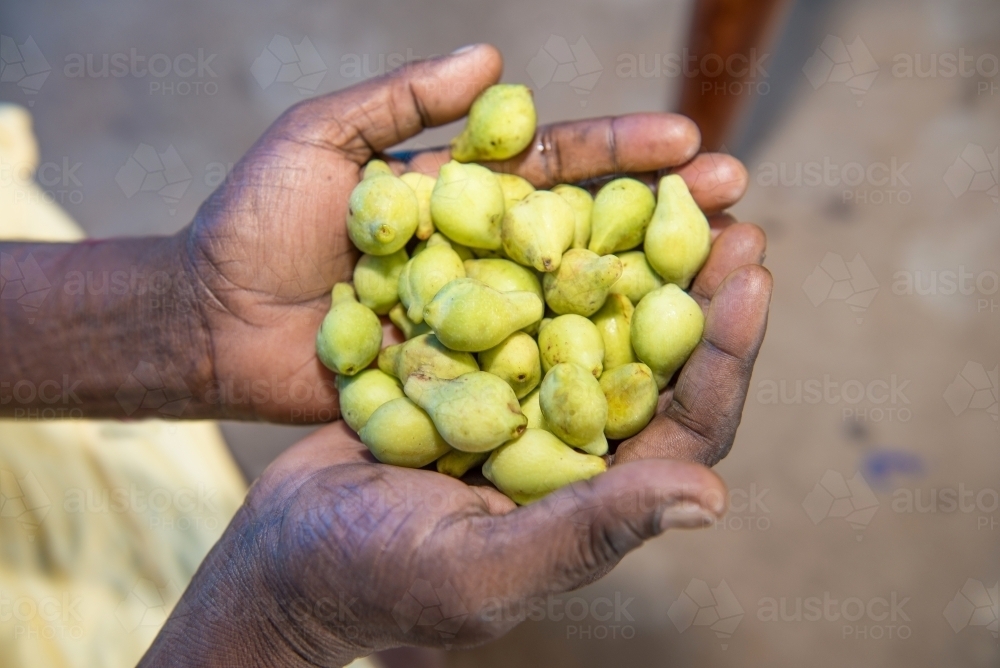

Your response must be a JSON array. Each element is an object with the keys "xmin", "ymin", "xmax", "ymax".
[
  {"xmin": 0, "ymin": 233, "xmax": 217, "ymax": 419},
  {"xmin": 140, "ymin": 503, "xmax": 365, "ymax": 668}
]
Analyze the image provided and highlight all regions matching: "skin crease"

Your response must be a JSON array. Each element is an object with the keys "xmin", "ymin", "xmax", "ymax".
[{"xmin": 136, "ymin": 45, "xmax": 772, "ymax": 667}]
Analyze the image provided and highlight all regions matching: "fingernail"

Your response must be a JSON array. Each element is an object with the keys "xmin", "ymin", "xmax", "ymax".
[
  {"xmin": 658, "ymin": 502, "xmax": 716, "ymax": 533},
  {"xmin": 451, "ymin": 44, "xmax": 479, "ymax": 56}
]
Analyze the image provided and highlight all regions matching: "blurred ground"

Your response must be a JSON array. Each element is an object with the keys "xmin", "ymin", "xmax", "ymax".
[{"xmin": 2, "ymin": 0, "xmax": 998, "ymax": 665}]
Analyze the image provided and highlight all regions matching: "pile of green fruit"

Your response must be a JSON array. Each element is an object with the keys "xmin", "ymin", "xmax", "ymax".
[{"xmin": 316, "ymin": 84, "xmax": 710, "ymax": 505}]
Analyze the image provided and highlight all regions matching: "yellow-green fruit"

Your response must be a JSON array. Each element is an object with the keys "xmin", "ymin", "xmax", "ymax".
[
  {"xmin": 389, "ymin": 302, "xmax": 431, "ymax": 340},
  {"xmin": 353, "ymin": 249, "xmax": 408, "ymax": 315},
  {"xmin": 430, "ymin": 161, "xmax": 505, "ymax": 250},
  {"xmin": 539, "ymin": 363, "xmax": 608, "ymax": 448},
  {"xmin": 590, "ymin": 293, "xmax": 636, "ymax": 372},
  {"xmin": 576, "ymin": 433, "xmax": 609, "ymax": 457},
  {"xmin": 537, "ymin": 314, "xmax": 605, "ymax": 378},
  {"xmin": 644, "ymin": 174, "xmax": 711, "ymax": 289},
  {"xmin": 397, "ymin": 233, "xmax": 466, "ymax": 324},
  {"xmin": 404, "ymin": 372, "xmax": 527, "ymax": 452},
  {"xmin": 502, "ymin": 191, "xmax": 575, "ymax": 272},
  {"xmin": 600, "ymin": 363, "xmax": 658, "ymax": 439},
  {"xmin": 519, "ymin": 388, "xmax": 607, "ymax": 455},
  {"xmin": 463, "ymin": 258, "xmax": 543, "ymax": 300},
  {"xmin": 316, "ymin": 283, "xmax": 382, "ymax": 376},
  {"xmin": 450, "ymin": 84, "xmax": 537, "ymax": 162},
  {"xmin": 436, "ymin": 450, "xmax": 489, "ymax": 478},
  {"xmin": 610, "ymin": 251, "xmax": 663, "ymax": 305},
  {"xmin": 588, "ymin": 178, "xmax": 656, "ymax": 255},
  {"xmin": 496, "ymin": 173, "xmax": 536, "ymax": 211},
  {"xmin": 478, "ymin": 332, "xmax": 542, "ymax": 399},
  {"xmin": 336, "ymin": 369, "xmax": 404, "ymax": 432},
  {"xmin": 347, "ymin": 169, "xmax": 419, "ymax": 255},
  {"xmin": 542, "ymin": 249, "xmax": 623, "ymax": 316},
  {"xmin": 483, "ymin": 429, "xmax": 606, "ymax": 505},
  {"xmin": 423, "ymin": 278, "xmax": 543, "ymax": 352},
  {"xmin": 378, "ymin": 333, "xmax": 478, "ymax": 383},
  {"xmin": 552, "ymin": 184, "xmax": 593, "ymax": 250},
  {"xmin": 362, "ymin": 159, "xmax": 394, "ymax": 178},
  {"xmin": 631, "ymin": 284, "xmax": 704, "ymax": 389},
  {"xmin": 400, "ymin": 172, "xmax": 436, "ymax": 240},
  {"xmin": 359, "ymin": 397, "xmax": 450, "ymax": 467}
]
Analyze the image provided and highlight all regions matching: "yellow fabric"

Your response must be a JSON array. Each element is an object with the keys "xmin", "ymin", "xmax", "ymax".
[{"xmin": 0, "ymin": 104, "xmax": 375, "ymax": 668}]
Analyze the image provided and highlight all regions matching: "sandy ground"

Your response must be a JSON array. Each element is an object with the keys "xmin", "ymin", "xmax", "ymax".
[{"xmin": 1, "ymin": 0, "xmax": 997, "ymax": 665}]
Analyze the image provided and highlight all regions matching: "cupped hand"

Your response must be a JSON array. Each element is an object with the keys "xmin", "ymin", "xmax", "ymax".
[
  {"xmin": 146, "ymin": 165, "xmax": 769, "ymax": 668},
  {"xmin": 181, "ymin": 44, "xmax": 752, "ymax": 422}
]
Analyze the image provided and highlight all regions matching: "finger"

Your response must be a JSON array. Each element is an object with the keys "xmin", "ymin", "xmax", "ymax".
[
  {"xmin": 488, "ymin": 113, "xmax": 700, "ymax": 187},
  {"xmin": 485, "ymin": 459, "xmax": 726, "ymax": 597},
  {"xmin": 279, "ymin": 44, "xmax": 502, "ymax": 163},
  {"xmin": 399, "ymin": 112, "xmax": 700, "ymax": 187},
  {"xmin": 668, "ymin": 152, "xmax": 748, "ymax": 214},
  {"xmin": 615, "ymin": 264, "xmax": 772, "ymax": 467},
  {"xmin": 690, "ymin": 222, "xmax": 767, "ymax": 307}
]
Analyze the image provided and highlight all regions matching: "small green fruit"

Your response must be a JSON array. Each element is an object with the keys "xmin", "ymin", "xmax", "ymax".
[
  {"xmin": 542, "ymin": 249, "xmax": 622, "ymax": 316},
  {"xmin": 405, "ymin": 371, "xmax": 527, "ymax": 452},
  {"xmin": 316, "ymin": 283, "xmax": 382, "ymax": 376},
  {"xmin": 478, "ymin": 332, "xmax": 542, "ymax": 399},
  {"xmin": 631, "ymin": 284, "xmax": 704, "ymax": 389},
  {"xmin": 644, "ymin": 174, "xmax": 711, "ymax": 289},
  {"xmin": 600, "ymin": 363, "xmax": 658, "ymax": 439},
  {"xmin": 552, "ymin": 184, "xmax": 593, "ymax": 250},
  {"xmin": 430, "ymin": 160, "xmax": 505, "ymax": 249},
  {"xmin": 537, "ymin": 314, "xmax": 605, "ymax": 378},
  {"xmin": 588, "ymin": 178, "xmax": 656, "ymax": 255},
  {"xmin": 400, "ymin": 171, "xmax": 437, "ymax": 240},
  {"xmin": 590, "ymin": 293, "xmax": 636, "ymax": 372},
  {"xmin": 336, "ymin": 369, "xmax": 404, "ymax": 432},
  {"xmin": 377, "ymin": 333, "xmax": 478, "ymax": 383},
  {"xmin": 423, "ymin": 278, "xmax": 543, "ymax": 352},
  {"xmin": 450, "ymin": 84, "xmax": 537, "ymax": 162},
  {"xmin": 483, "ymin": 429, "xmax": 606, "ymax": 505},
  {"xmin": 397, "ymin": 233, "xmax": 466, "ymax": 323},
  {"xmin": 353, "ymin": 248, "xmax": 408, "ymax": 315},
  {"xmin": 502, "ymin": 191, "xmax": 575, "ymax": 272},
  {"xmin": 359, "ymin": 397, "xmax": 450, "ymax": 467},
  {"xmin": 347, "ymin": 168, "xmax": 419, "ymax": 255},
  {"xmin": 539, "ymin": 363, "xmax": 608, "ymax": 448}
]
